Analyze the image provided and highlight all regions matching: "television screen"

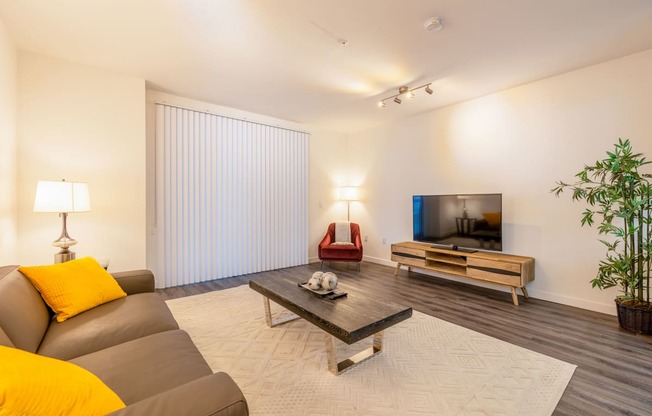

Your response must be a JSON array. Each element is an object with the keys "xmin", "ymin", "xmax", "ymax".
[{"xmin": 413, "ymin": 194, "xmax": 502, "ymax": 252}]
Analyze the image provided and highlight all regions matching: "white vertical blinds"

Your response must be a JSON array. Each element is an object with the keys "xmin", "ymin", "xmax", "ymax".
[{"xmin": 155, "ymin": 104, "xmax": 309, "ymax": 287}]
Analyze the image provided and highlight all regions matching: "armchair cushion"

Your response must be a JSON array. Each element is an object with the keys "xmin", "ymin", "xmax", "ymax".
[{"xmin": 334, "ymin": 221, "xmax": 353, "ymax": 244}]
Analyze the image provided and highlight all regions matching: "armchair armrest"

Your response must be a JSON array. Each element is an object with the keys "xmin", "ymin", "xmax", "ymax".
[
  {"xmin": 111, "ymin": 270, "xmax": 155, "ymax": 295},
  {"xmin": 354, "ymin": 233, "xmax": 363, "ymax": 250},
  {"xmin": 108, "ymin": 372, "xmax": 248, "ymax": 416},
  {"xmin": 318, "ymin": 233, "xmax": 333, "ymax": 259},
  {"xmin": 319, "ymin": 233, "xmax": 332, "ymax": 248}
]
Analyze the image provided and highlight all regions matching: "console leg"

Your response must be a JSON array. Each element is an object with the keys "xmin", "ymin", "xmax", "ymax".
[
  {"xmin": 394, "ymin": 263, "xmax": 401, "ymax": 276},
  {"xmin": 510, "ymin": 287, "xmax": 519, "ymax": 306},
  {"xmin": 521, "ymin": 286, "xmax": 529, "ymax": 298}
]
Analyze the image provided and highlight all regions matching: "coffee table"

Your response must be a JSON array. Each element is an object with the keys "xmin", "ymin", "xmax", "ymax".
[{"xmin": 249, "ymin": 274, "xmax": 412, "ymax": 375}]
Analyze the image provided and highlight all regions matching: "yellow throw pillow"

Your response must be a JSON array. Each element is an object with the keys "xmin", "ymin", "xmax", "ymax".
[
  {"xmin": 0, "ymin": 345, "xmax": 125, "ymax": 415},
  {"xmin": 19, "ymin": 257, "xmax": 127, "ymax": 322}
]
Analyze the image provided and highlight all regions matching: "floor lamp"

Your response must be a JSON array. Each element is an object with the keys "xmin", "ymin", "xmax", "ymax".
[
  {"xmin": 33, "ymin": 179, "xmax": 91, "ymax": 263},
  {"xmin": 339, "ymin": 186, "xmax": 359, "ymax": 221}
]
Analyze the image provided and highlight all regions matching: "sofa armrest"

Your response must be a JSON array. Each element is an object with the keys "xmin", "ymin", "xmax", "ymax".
[
  {"xmin": 111, "ymin": 270, "xmax": 155, "ymax": 295},
  {"xmin": 108, "ymin": 372, "xmax": 248, "ymax": 416}
]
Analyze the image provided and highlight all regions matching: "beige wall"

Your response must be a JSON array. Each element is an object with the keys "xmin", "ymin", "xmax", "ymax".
[
  {"xmin": 307, "ymin": 127, "xmax": 349, "ymax": 260},
  {"xmin": 349, "ymin": 49, "xmax": 652, "ymax": 314},
  {"xmin": 17, "ymin": 53, "xmax": 146, "ymax": 271},
  {"xmin": 0, "ymin": 17, "xmax": 17, "ymax": 264}
]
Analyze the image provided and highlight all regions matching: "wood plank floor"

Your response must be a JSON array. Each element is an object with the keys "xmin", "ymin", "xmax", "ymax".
[{"xmin": 157, "ymin": 261, "xmax": 652, "ymax": 415}]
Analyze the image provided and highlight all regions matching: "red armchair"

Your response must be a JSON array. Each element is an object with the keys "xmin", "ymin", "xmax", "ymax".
[{"xmin": 318, "ymin": 222, "xmax": 363, "ymax": 270}]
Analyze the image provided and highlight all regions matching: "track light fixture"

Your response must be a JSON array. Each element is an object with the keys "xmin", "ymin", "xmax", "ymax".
[{"xmin": 377, "ymin": 83, "xmax": 433, "ymax": 108}]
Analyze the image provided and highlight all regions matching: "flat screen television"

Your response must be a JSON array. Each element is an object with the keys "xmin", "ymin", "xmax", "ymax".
[{"xmin": 413, "ymin": 193, "xmax": 502, "ymax": 252}]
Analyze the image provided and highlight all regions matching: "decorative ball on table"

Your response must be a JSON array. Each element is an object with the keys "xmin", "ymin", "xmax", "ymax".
[
  {"xmin": 320, "ymin": 272, "xmax": 338, "ymax": 291},
  {"xmin": 308, "ymin": 272, "xmax": 323, "ymax": 290}
]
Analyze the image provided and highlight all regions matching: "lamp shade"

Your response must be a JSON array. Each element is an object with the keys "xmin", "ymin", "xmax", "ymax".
[
  {"xmin": 339, "ymin": 186, "xmax": 359, "ymax": 201},
  {"xmin": 33, "ymin": 181, "xmax": 91, "ymax": 213}
]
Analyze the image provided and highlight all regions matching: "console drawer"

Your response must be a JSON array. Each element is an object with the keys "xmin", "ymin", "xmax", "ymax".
[
  {"xmin": 467, "ymin": 268, "xmax": 522, "ymax": 286},
  {"xmin": 467, "ymin": 257, "xmax": 521, "ymax": 274},
  {"xmin": 391, "ymin": 245, "xmax": 425, "ymax": 258},
  {"xmin": 391, "ymin": 254, "xmax": 426, "ymax": 268}
]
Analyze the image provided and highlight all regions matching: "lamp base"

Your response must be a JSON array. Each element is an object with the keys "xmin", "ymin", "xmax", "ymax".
[{"xmin": 55, "ymin": 248, "xmax": 76, "ymax": 264}]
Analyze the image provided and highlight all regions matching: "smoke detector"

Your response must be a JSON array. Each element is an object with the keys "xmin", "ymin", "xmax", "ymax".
[{"xmin": 424, "ymin": 18, "xmax": 444, "ymax": 32}]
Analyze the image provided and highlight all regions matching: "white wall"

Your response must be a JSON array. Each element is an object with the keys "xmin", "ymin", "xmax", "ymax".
[
  {"xmin": 144, "ymin": 91, "xmax": 347, "ymax": 281},
  {"xmin": 0, "ymin": 16, "xmax": 17, "ymax": 265},
  {"xmin": 308, "ymin": 127, "xmax": 349, "ymax": 261},
  {"xmin": 349, "ymin": 49, "xmax": 652, "ymax": 315},
  {"xmin": 17, "ymin": 53, "xmax": 146, "ymax": 271}
]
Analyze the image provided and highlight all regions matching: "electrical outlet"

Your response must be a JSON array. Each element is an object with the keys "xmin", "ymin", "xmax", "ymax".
[
  {"xmin": 364, "ymin": 234, "xmax": 368, "ymax": 242},
  {"xmin": 382, "ymin": 237, "xmax": 386, "ymax": 245}
]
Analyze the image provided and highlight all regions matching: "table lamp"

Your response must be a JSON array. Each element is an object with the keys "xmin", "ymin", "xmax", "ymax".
[{"xmin": 33, "ymin": 179, "xmax": 91, "ymax": 263}]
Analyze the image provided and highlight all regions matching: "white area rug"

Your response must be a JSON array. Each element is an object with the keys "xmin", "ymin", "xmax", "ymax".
[{"xmin": 166, "ymin": 285, "xmax": 576, "ymax": 415}]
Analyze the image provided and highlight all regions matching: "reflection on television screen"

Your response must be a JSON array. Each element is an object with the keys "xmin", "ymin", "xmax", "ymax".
[{"xmin": 413, "ymin": 194, "xmax": 502, "ymax": 252}]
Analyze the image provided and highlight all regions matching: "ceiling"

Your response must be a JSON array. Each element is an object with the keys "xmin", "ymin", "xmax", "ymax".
[{"xmin": 1, "ymin": 0, "xmax": 652, "ymax": 134}]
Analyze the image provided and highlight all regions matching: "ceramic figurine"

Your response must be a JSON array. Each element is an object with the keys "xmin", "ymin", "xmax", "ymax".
[
  {"xmin": 320, "ymin": 272, "xmax": 338, "ymax": 291},
  {"xmin": 307, "ymin": 274, "xmax": 322, "ymax": 290}
]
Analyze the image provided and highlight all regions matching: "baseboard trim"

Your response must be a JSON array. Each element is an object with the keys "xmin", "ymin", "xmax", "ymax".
[{"xmin": 524, "ymin": 289, "xmax": 616, "ymax": 315}]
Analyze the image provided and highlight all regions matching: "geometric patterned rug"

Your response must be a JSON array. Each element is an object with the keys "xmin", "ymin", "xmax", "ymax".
[{"xmin": 166, "ymin": 285, "xmax": 576, "ymax": 415}]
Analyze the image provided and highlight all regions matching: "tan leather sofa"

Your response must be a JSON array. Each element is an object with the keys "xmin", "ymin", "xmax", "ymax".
[{"xmin": 0, "ymin": 265, "xmax": 248, "ymax": 416}]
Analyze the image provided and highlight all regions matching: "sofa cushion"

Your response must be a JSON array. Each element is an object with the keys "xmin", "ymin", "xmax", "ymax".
[
  {"xmin": 70, "ymin": 330, "xmax": 213, "ymax": 405},
  {"xmin": 19, "ymin": 256, "xmax": 127, "ymax": 322},
  {"xmin": 0, "ymin": 345, "xmax": 125, "ymax": 415},
  {"xmin": 0, "ymin": 266, "xmax": 50, "ymax": 353},
  {"xmin": 37, "ymin": 292, "xmax": 179, "ymax": 360}
]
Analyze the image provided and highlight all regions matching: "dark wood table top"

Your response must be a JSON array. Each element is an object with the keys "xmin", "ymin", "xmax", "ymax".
[{"xmin": 249, "ymin": 274, "xmax": 412, "ymax": 344}]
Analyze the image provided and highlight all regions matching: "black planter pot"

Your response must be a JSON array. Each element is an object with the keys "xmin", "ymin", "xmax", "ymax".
[{"xmin": 615, "ymin": 300, "xmax": 652, "ymax": 335}]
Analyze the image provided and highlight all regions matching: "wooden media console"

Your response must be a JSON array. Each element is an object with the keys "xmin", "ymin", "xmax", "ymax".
[{"xmin": 391, "ymin": 241, "xmax": 534, "ymax": 305}]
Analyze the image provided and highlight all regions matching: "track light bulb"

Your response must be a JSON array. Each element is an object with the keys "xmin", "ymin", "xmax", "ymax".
[
  {"xmin": 407, "ymin": 91, "xmax": 415, "ymax": 99},
  {"xmin": 378, "ymin": 101, "xmax": 386, "ymax": 108},
  {"xmin": 425, "ymin": 85, "xmax": 433, "ymax": 94},
  {"xmin": 394, "ymin": 97, "xmax": 402, "ymax": 104}
]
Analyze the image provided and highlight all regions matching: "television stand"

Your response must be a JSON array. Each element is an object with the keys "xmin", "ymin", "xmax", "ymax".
[{"xmin": 391, "ymin": 241, "xmax": 534, "ymax": 305}]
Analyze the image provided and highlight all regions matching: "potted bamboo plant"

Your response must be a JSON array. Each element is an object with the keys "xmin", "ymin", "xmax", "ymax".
[{"xmin": 552, "ymin": 138, "xmax": 652, "ymax": 334}]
